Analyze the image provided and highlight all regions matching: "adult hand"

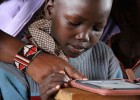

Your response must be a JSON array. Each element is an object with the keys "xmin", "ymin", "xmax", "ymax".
[
  {"xmin": 27, "ymin": 52, "xmax": 86, "ymax": 83},
  {"xmin": 0, "ymin": 31, "xmax": 86, "ymax": 84}
]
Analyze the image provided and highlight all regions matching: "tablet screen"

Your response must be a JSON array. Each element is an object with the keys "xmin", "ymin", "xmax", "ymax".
[{"xmin": 75, "ymin": 80, "xmax": 140, "ymax": 90}]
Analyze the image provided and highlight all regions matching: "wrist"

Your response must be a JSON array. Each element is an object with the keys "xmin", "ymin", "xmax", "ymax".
[
  {"xmin": 27, "ymin": 52, "xmax": 51, "ymax": 83},
  {"xmin": 14, "ymin": 43, "xmax": 42, "ymax": 71}
]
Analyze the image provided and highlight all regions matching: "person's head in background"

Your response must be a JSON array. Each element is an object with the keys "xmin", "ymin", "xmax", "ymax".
[
  {"xmin": 111, "ymin": 0, "xmax": 140, "ymax": 39},
  {"xmin": 111, "ymin": 0, "xmax": 140, "ymax": 66},
  {"xmin": 44, "ymin": 0, "xmax": 112, "ymax": 58}
]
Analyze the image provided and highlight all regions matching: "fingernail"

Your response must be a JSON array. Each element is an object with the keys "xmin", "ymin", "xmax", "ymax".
[
  {"xmin": 64, "ymin": 75, "xmax": 71, "ymax": 82},
  {"xmin": 55, "ymin": 85, "xmax": 60, "ymax": 89},
  {"xmin": 82, "ymin": 78, "xmax": 88, "ymax": 80},
  {"xmin": 64, "ymin": 83, "xmax": 68, "ymax": 87},
  {"xmin": 59, "ymin": 70, "xmax": 65, "ymax": 74}
]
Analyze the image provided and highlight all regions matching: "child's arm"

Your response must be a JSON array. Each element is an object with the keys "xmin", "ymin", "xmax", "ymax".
[{"xmin": 39, "ymin": 72, "xmax": 70, "ymax": 100}]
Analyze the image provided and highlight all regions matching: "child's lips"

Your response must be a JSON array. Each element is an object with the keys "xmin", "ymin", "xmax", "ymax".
[{"xmin": 69, "ymin": 45, "xmax": 85, "ymax": 53}]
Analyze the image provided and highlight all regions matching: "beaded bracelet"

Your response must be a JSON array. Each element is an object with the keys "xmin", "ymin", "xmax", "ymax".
[{"xmin": 14, "ymin": 44, "xmax": 42, "ymax": 71}]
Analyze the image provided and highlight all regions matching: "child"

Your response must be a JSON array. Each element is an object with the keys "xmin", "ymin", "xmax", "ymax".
[
  {"xmin": 108, "ymin": 0, "xmax": 140, "ymax": 79},
  {"xmin": 0, "ymin": 0, "xmax": 123, "ymax": 99}
]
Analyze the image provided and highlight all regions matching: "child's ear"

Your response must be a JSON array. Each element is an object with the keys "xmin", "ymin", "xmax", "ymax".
[{"xmin": 44, "ymin": 0, "xmax": 55, "ymax": 20}]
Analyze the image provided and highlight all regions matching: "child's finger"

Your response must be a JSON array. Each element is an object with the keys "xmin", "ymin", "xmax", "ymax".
[
  {"xmin": 40, "ymin": 85, "xmax": 60, "ymax": 100},
  {"xmin": 39, "ymin": 81, "xmax": 64, "ymax": 95},
  {"xmin": 63, "ymin": 83, "xmax": 69, "ymax": 87},
  {"xmin": 59, "ymin": 70, "xmax": 71, "ymax": 82},
  {"xmin": 59, "ymin": 70, "xmax": 65, "ymax": 74},
  {"xmin": 40, "ymin": 72, "xmax": 68, "ymax": 85}
]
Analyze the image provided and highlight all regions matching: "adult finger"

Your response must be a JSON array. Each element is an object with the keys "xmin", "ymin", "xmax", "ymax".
[{"xmin": 64, "ymin": 66, "xmax": 87, "ymax": 80}]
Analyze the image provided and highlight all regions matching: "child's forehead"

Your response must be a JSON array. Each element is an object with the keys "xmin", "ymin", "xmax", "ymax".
[
  {"xmin": 55, "ymin": 0, "xmax": 111, "ymax": 22},
  {"xmin": 56, "ymin": 0, "xmax": 112, "ymax": 11},
  {"xmin": 57, "ymin": 0, "xmax": 91, "ymax": 7}
]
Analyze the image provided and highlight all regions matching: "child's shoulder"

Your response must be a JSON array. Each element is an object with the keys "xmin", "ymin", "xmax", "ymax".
[
  {"xmin": 92, "ymin": 41, "xmax": 114, "ymax": 56},
  {"xmin": 94, "ymin": 41, "xmax": 112, "ymax": 51}
]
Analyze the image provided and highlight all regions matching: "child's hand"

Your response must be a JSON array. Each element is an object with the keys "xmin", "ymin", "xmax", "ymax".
[{"xmin": 39, "ymin": 72, "xmax": 70, "ymax": 100}]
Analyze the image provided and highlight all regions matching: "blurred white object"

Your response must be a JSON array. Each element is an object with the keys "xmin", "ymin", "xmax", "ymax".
[{"xmin": 0, "ymin": 0, "xmax": 45, "ymax": 37}]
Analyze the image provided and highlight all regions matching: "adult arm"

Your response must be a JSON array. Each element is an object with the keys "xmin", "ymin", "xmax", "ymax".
[{"xmin": 0, "ymin": 30, "xmax": 85, "ymax": 83}]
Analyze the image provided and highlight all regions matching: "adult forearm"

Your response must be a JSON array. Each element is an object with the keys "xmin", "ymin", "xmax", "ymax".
[
  {"xmin": 0, "ymin": 30, "xmax": 24, "ymax": 63},
  {"xmin": 0, "ymin": 30, "xmax": 85, "ymax": 83}
]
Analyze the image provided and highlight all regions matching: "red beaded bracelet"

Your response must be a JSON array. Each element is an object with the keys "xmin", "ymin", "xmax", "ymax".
[{"xmin": 14, "ymin": 44, "xmax": 42, "ymax": 71}]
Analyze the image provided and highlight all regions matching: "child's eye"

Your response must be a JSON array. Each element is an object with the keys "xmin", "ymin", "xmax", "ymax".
[
  {"xmin": 93, "ymin": 26, "xmax": 103, "ymax": 32},
  {"xmin": 68, "ymin": 21, "xmax": 82, "ymax": 27}
]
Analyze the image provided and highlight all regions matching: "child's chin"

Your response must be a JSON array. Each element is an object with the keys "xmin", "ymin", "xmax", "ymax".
[{"xmin": 66, "ymin": 53, "xmax": 82, "ymax": 58}]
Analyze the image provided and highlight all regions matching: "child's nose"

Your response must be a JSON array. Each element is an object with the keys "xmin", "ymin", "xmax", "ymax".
[{"xmin": 75, "ymin": 29, "xmax": 91, "ymax": 42}]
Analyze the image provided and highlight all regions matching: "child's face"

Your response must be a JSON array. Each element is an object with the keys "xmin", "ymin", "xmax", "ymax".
[{"xmin": 46, "ymin": 0, "xmax": 112, "ymax": 57}]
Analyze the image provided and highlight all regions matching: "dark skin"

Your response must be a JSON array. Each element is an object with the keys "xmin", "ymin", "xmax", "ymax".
[
  {"xmin": 0, "ymin": 30, "xmax": 85, "ymax": 83},
  {"xmin": 39, "ymin": 72, "xmax": 70, "ymax": 100},
  {"xmin": 49, "ymin": 0, "xmax": 111, "ymax": 58},
  {"xmin": 40, "ymin": 0, "xmax": 112, "ymax": 99},
  {"xmin": 111, "ymin": 0, "xmax": 140, "ymax": 68}
]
